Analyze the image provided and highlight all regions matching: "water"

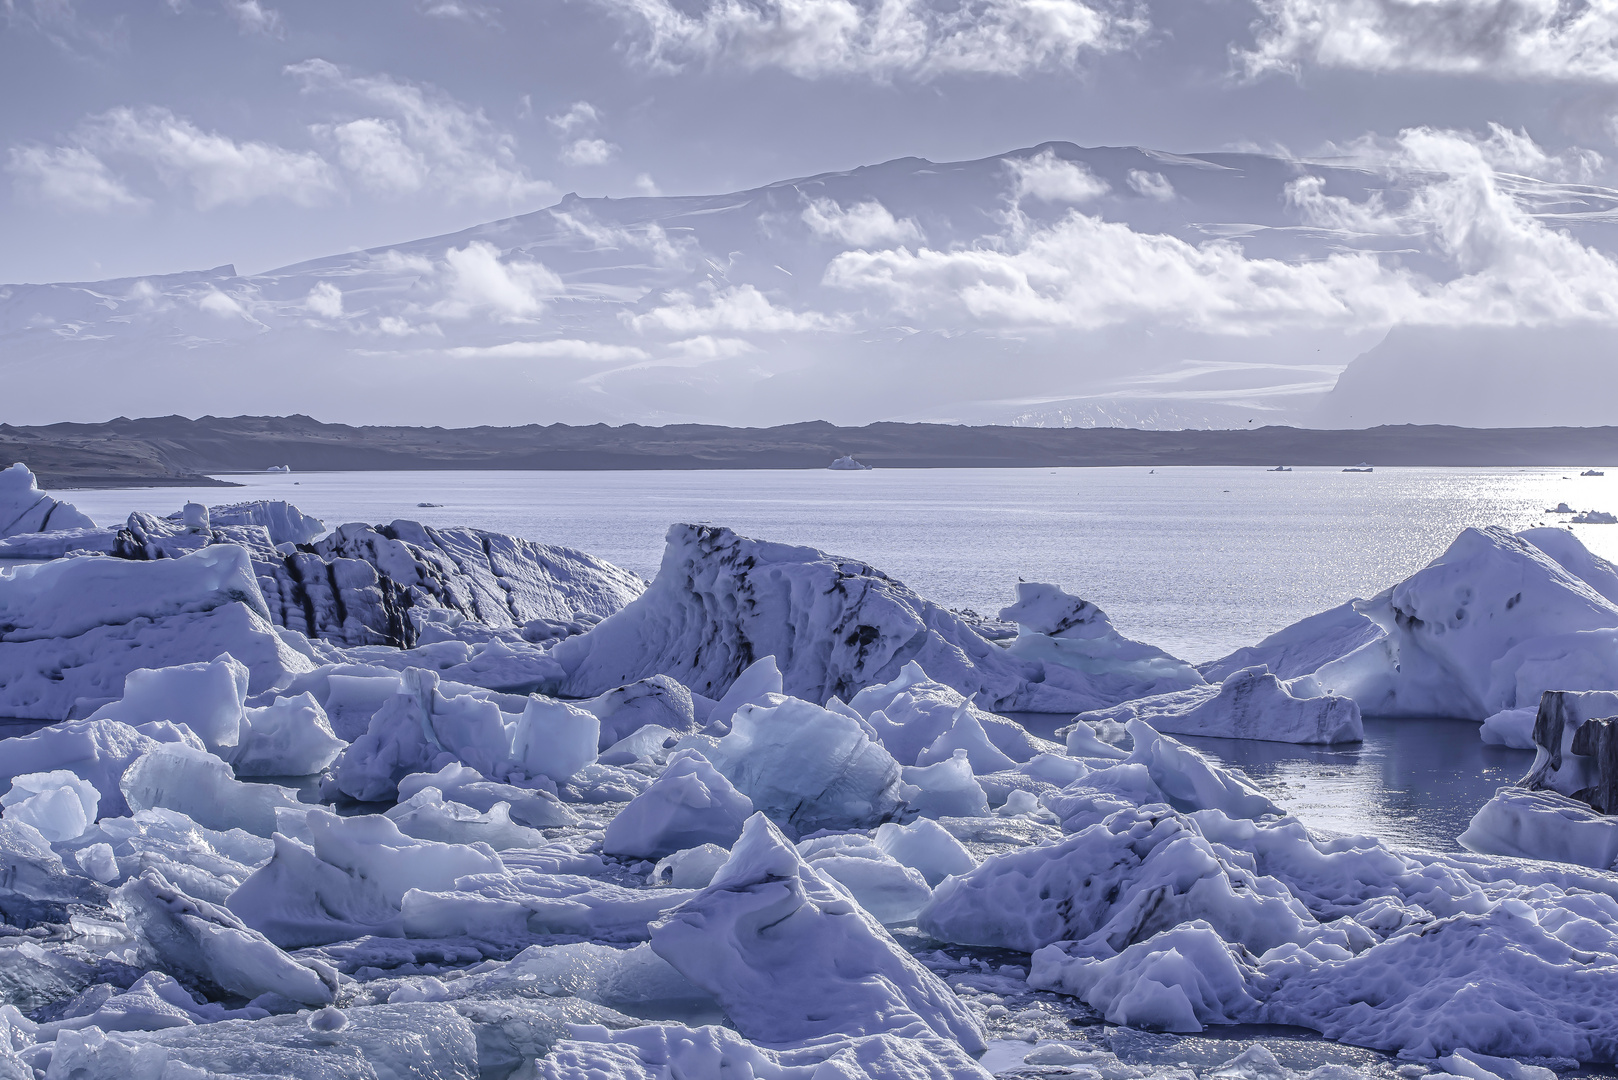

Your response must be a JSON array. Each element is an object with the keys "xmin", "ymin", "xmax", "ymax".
[{"xmin": 64, "ymin": 464, "xmax": 1618, "ymax": 662}]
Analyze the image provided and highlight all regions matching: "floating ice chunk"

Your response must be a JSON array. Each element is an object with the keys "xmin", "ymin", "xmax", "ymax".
[
  {"xmin": 228, "ymin": 808, "xmax": 504, "ymax": 948},
  {"xmin": 548, "ymin": 523, "xmax": 1101, "ymax": 713},
  {"xmin": 999, "ymin": 581, "xmax": 1205, "ymax": 701},
  {"xmin": 115, "ymin": 870, "xmax": 335, "ymax": 1005},
  {"xmin": 396, "ymin": 764, "xmax": 575, "ymax": 828},
  {"xmin": 650, "ymin": 844, "xmax": 731, "ymax": 889},
  {"xmin": 539, "ymin": 1022, "xmax": 992, "ymax": 1080},
  {"xmin": 1520, "ymin": 526, "xmax": 1618, "ymax": 606},
  {"xmin": 0, "ymin": 545, "xmax": 312, "ymax": 722},
  {"xmin": 513, "ymin": 697, "xmax": 600, "ymax": 783},
  {"xmin": 2, "ymin": 771, "xmax": 99, "ymax": 842},
  {"xmin": 88, "ymin": 655, "xmax": 249, "ymax": 754},
  {"xmin": 230, "ymin": 692, "xmax": 345, "ymax": 777},
  {"xmin": 603, "ymin": 750, "xmax": 752, "ymax": 860},
  {"xmin": 916, "ymin": 697, "xmax": 1018, "ymax": 773},
  {"xmin": 1071, "ymin": 667, "xmax": 1363, "ymax": 745},
  {"xmin": 468, "ymin": 942, "xmax": 715, "ymax": 1018},
  {"xmin": 705, "ymin": 656, "xmax": 782, "ymax": 734},
  {"xmin": 873, "ymin": 819, "xmax": 977, "ymax": 886},
  {"xmin": 1440, "ymin": 1048, "xmax": 1560, "ymax": 1080},
  {"xmin": 1480, "ymin": 706, "xmax": 1541, "ymax": 749},
  {"xmin": 120, "ymin": 744, "xmax": 303, "ymax": 837},
  {"xmin": 36, "ymin": 971, "xmax": 253, "ymax": 1038},
  {"xmin": 599, "ymin": 724, "xmax": 676, "ymax": 766},
  {"xmin": 385, "ymin": 787, "xmax": 547, "ymax": 851},
  {"xmin": 0, "ymin": 719, "xmax": 201, "ymax": 819},
  {"xmin": 1019, "ymin": 752, "xmax": 1093, "ymax": 786},
  {"xmin": 1117, "ymin": 720, "xmax": 1281, "ymax": 820},
  {"xmin": 1030, "ymin": 921, "xmax": 1262, "ymax": 1032},
  {"xmin": 204, "ymin": 500, "xmax": 325, "ymax": 546},
  {"xmin": 649, "ymin": 813, "xmax": 986, "ymax": 1051},
  {"xmin": 320, "ymin": 672, "xmax": 405, "ymax": 741},
  {"xmin": 1459, "ymin": 786, "xmax": 1618, "ymax": 868},
  {"xmin": 921, "ymin": 803, "xmax": 1314, "ymax": 955},
  {"xmin": 1202, "ymin": 601, "xmax": 1386, "ymax": 683},
  {"xmin": 1065, "ymin": 719, "xmax": 1131, "ymax": 760},
  {"xmin": 852, "ymin": 662, "xmax": 1048, "ymax": 765},
  {"xmin": 0, "ymin": 463, "xmax": 95, "ymax": 537},
  {"xmin": 902, "ymin": 751, "xmax": 990, "ymax": 818},
  {"xmin": 582, "ymin": 674, "xmax": 697, "ymax": 749},
  {"xmin": 798, "ymin": 835, "xmax": 933, "ymax": 925},
  {"xmin": 709, "ymin": 697, "xmax": 905, "ymax": 836}
]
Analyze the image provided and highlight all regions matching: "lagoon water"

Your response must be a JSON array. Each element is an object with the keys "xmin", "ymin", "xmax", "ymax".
[{"xmin": 56, "ymin": 464, "xmax": 1617, "ymax": 847}]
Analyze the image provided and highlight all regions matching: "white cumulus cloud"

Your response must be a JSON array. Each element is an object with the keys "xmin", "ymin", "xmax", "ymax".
[
  {"xmin": 432, "ymin": 241, "xmax": 564, "ymax": 320},
  {"xmin": 561, "ymin": 137, "xmax": 618, "ymax": 166},
  {"xmin": 292, "ymin": 59, "xmax": 551, "ymax": 204},
  {"xmin": 590, "ymin": 0, "xmax": 1146, "ymax": 79},
  {"xmin": 305, "ymin": 281, "xmax": 344, "ymax": 318},
  {"xmin": 1009, "ymin": 149, "xmax": 1109, "ymax": 202},
  {"xmin": 630, "ymin": 284, "xmax": 839, "ymax": 334},
  {"xmin": 1242, "ymin": 0, "xmax": 1618, "ymax": 83},
  {"xmin": 1127, "ymin": 169, "xmax": 1175, "ymax": 201},
  {"xmin": 5, "ymin": 144, "xmax": 147, "ymax": 212},
  {"xmin": 802, "ymin": 197, "xmax": 924, "ymax": 247},
  {"xmin": 448, "ymin": 339, "xmax": 652, "ymax": 361}
]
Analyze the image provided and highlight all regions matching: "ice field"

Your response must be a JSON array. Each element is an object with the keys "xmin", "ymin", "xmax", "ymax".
[{"xmin": 6, "ymin": 461, "xmax": 1618, "ymax": 1079}]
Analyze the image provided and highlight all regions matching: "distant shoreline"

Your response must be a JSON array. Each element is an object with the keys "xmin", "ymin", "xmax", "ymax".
[{"xmin": 4, "ymin": 414, "xmax": 1616, "ymax": 489}]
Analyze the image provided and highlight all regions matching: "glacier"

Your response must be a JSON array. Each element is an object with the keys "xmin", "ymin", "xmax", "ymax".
[{"xmin": 5, "ymin": 469, "xmax": 1618, "ymax": 1078}]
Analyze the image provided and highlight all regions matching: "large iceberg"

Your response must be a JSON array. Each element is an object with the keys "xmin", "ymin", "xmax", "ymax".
[
  {"xmin": 0, "ymin": 463, "xmax": 94, "ymax": 537},
  {"xmin": 0, "ymin": 545, "xmax": 312, "ymax": 721},
  {"xmin": 548, "ymin": 524, "xmax": 1180, "ymax": 712}
]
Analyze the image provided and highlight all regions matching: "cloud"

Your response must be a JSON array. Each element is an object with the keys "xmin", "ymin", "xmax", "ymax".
[
  {"xmin": 634, "ymin": 173, "xmax": 661, "ymax": 196},
  {"xmin": 17, "ymin": 107, "xmax": 338, "ymax": 210},
  {"xmin": 198, "ymin": 287, "xmax": 249, "ymax": 318},
  {"xmin": 1, "ymin": 0, "xmax": 124, "ymax": 55},
  {"xmin": 590, "ymin": 0, "xmax": 1146, "ymax": 80},
  {"xmin": 447, "ymin": 339, "xmax": 652, "ymax": 361},
  {"xmin": 667, "ymin": 335, "xmax": 757, "ymax": 357},
  {"xmin": 547, "ymin": 101, "xmax": 602, "ymax": 135},
  {"xmin": 305, "ymin": 281, "xmax": 343, "ymax": 318},
  {"xmin": 802, "ymin": 197, "xmax": 924, "ymax": 246},
  {"xmin": 629, "ymin": 283, "xmax": 839, "ymax": 334},
  {"xmin": 1241, "ymin": 0, "xmax": 1618, "ymax": 83},
  {"xmin": 291, "ymin": 59, "xmax": 550, "ymax": 204},
  {"xmin": 224, "ymin": 0, "xmax": 282, "ymax": 35},
  {"xmin": 1127, "ymin": 169, "xmax": 1175, "ymax": 201},
  {"xmin": 1009, "ymin": 149, "xmax": 1109, "ymax": 202},
  {"xmin": 824, "ymin": 127, "xmax": 1618, "ymax": 333},
  {"xmin": 6, "ymin": 144, "xmax": 146, "ymax": 212},
  {"xmin": 561, "ymin": 137, "xmax": 618, "ymax": 166},
  {"xmin": 432, "ymin": 240, "xmax": 563, "ymax": 320}
]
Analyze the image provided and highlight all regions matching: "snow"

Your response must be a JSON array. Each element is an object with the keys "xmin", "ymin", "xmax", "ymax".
[
  {"xmin": 0, "ymin": 464, "xmax": 94, "ymax": 537},
  {"xmin": 1071, "ymin": 666, "xmax": 1364, "ymax": 744},
  {"xmin": 648, "ymin": 812, "xmax": 987, "ymax": 1051},
  {"xmin": 602, "ymin": 750, "xmax": 752, "ymax": 859}
]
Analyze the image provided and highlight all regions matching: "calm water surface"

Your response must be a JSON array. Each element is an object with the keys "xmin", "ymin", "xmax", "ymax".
[{"xmin": 53, "ymin": 465, "xmax": 1610, "ymax": 847}]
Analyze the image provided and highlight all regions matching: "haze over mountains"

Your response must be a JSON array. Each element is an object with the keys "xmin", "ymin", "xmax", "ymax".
[{"xmin": 4, "ymin": 138, "xmax": 1617, "ymax": 430}]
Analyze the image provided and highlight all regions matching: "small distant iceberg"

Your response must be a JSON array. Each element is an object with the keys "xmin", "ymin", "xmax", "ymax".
[
  {"xmin": 1572, "ymin": 510, "xmax": 1618, "ymax": 524},
  {"xmin": 1548, "ymin": 502, "xmax": 1576, "ymax": 514},
  {"xmin": 1583, "ymin": 469, "xmax": 1607, "ymax": 477},
  {"xmin": 264, "ymin": 465, "xmax": 292, "ymax": 473},
  {"xmin": 827, "ymin": 455, "xmax": 872, "ymax": 471},
  {"xmin": 1267, "ymin": 465, "xmax": 1292, "ymax": 472},
  {"xmin": 417, "ymin": 502, "xmax": 444, "ymax": 508},
  {"xmin": 1343, "ymin": 462, "xmax": 1374, "ymax": 473}
]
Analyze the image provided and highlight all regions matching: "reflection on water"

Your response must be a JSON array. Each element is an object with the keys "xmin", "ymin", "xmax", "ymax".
[{"xmin": 1016, "ymin": 715, "xmax": 1534, "ymax": 852}]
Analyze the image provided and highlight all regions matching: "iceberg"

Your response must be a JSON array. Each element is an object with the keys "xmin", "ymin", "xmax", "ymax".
[
  {"xmin": 602, "ymin": 750, "xmax": 752, "ymax": 860},
  {"xmin": 851, "ymin": 661, "xmax": 1051, "ymax": 764},
  {"xmin": 0, "ymin": 463, "xmax": 94, "ymax": 537},
  {"xmin": 0, "ymin": 718, "xmax": 202, "ymax": 817},
  {"xmin": 1, "ymin": 771, "xmax": 99, "ymax": 842},
  {"xmin": 120, "ymin": 743, "xmax": 305, "ymax": 837},
  {"xmin": 1069, "ymin": 666, "xmax": 1363, "ymax": 744},
  {"xmin": 548, "ymin": 524, "xmax": 1143, "ymax": 712},
  {"xmin": 648, "ymin": 813, "xmax": 987, "ymax": 1051}
]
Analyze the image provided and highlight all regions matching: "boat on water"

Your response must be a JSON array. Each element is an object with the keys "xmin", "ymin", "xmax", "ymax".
[
  {"xmin": 1583, "ymin": 469, "xmax": 1607, "ymax": 477},
  {"xmin": 1343, "ymin": 462, "xmax": 1374, "ymax": 473},
  {"xmin": 1267, "ymin": 465, "xmax": 1292, "ymax": 472}
]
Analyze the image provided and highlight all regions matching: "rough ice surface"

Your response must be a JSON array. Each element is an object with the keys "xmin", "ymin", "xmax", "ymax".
[
  {"xmin": 12, "ymin": 475, "xmax": 1618, "ymax": 1076},
  {"xmin": 649, "ymin": 813, "xmax": 987, "ymax": 1051},
  {"xmin": 1072, "ymin": 666, "xmax": 1364, "ymax": 744}
]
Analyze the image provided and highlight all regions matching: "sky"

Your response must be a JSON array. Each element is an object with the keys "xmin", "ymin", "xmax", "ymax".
[
  {"xmin": 6, "ymin": 0, "xmax": 1618, "ymax": 284},
  {"xmin": 3, "ymin": 0, "xmax": 1618, "ymax": 428}
]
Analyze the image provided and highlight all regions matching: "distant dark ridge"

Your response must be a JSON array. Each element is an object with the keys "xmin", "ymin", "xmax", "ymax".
[{"xmin": 3, "ymin": 415, "xmax": 1616, "ymax": 487}]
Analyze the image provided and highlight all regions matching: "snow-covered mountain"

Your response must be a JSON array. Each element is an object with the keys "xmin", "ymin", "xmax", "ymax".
[{"xmin": 5, "ymin": 140, "xmax": 1617, "ymax": 428}]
